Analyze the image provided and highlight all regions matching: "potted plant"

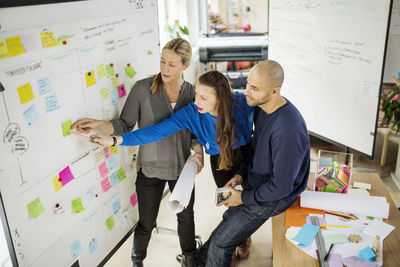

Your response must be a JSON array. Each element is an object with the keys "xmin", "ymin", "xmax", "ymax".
[{"xmin": 381, "ymin": 83, "xmax": 400, "ymax": 132}]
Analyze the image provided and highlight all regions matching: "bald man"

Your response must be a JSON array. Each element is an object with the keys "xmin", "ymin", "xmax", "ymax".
[{"xmin": 196, "ymin": 60, "xmax": 310, "ymax": 267}]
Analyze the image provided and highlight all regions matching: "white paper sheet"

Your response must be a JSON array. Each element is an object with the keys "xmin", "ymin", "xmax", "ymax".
[
  {"xmin": 167, "ymin": 161, "xmax": 197, "ymax": 213},
  {"xmin": 300, "ymin": 191, "xmax": 389, "ymax": 219},
  {"xmin": 363, "ymin": 221, "xmax": 395, "ymax": 240}
]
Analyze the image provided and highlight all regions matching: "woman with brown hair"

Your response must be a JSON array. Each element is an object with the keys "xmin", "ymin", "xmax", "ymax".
[
  {"xmin": 71, "ymin": 38, "xmax": 203, "ymax": 267},
  {"xmin": 90, "ymin": 70, "xmax": 254, "ymax": 266}
]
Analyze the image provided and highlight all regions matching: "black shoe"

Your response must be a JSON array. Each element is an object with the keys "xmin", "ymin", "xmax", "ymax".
[
  {"xmin": 177, "ymin": 254, "xmax": 205, "ymax": 267},
  {"xmin": 132, "ymin": 262, "xmax": 143, "ymax": 267}
]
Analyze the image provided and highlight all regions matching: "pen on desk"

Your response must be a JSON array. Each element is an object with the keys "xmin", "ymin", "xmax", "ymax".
[
  {"xmin": 324, "ymin": 244, "xmax": 334, "ymax": 261},
  {"xmin": 324, "ymin": 211, "xmax": 356, "ymax": 220},
  {"xmin": 320, "ymin": 225, "xmax": 349, "ymax": 228}
]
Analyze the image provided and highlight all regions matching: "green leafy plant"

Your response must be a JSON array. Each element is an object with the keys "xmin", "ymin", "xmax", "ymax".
[
  {"xmin": 165, "ymin": 20, "xmax": 189, "ymax": 39},
  {"xmin": 381, "ymin": 84, "xmax": 400, "ymax": 132}
]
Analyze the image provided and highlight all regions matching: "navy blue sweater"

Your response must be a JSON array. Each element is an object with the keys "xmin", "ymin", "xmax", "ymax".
[{"xmin": 239, "ymin": 99, "xmax": 310, "ymax": 206}]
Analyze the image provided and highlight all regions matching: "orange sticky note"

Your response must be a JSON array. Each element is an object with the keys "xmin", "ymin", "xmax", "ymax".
[
  {"xmin": 40, "ymin": 31, "xmax": 59, "ymax": 48},
  {"xmin": 17, "ymin": 83, "xmax": 35, "ymax": 104},
  {"xmin": 52, "ymin": 174, "xmax": 63, "ymax": 192},
  {"xmin": 285, "ymin": 197, "xmax": 324, "ymax": 227},
  {"xmin": 0, "ymin": 39, "xmax": 9, "ymax": 59},
  {"xmin": 6, "ymin": 36, "xmax": 25, "ymax": 57},
  {"xmin": 85, "ymin": 71, "xmax": 96, "ymax": 87}
]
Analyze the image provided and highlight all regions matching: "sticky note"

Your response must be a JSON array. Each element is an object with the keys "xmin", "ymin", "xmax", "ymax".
[
  {"xmin": 94, "ymin": 150, "xmax": 105, "ymax": 165},
  {"xmin": 23, "ymin": 105, "xmax": 40, "ymax": 126},
  {"xmin": 130, "ymin": 193, "xmax": 138, "ymax": 207},
  {"xmin": 70, "ymin": 239, "xmax": 82, "ymax": 258},
  {"xmin": 130, "ymin": 81, "xmax": 137, "ymax": 89},
  {"xmin": 59, "ymin": 166, "xmax": 75, "ymax": 186},
  {"xmin": 86, "ymin": 186, "xmax": 98, "ymax": 204},
  {"xmin": 111, "ymin": 77, "xmax": 119, "ymax": 89},
  {"xmin": 112, "ymin": 199, "xmax": 121, "ymax": 214},
  {"xmin": 101, "ymin": 177, "xmax": 112, "ymax": 192},
  {"xmin": 125, "ymin": 65, "xmax": 136, "ymax": 78},
  {"xmin": 110, "ymin": 146, "xmax": 118, "ymax": 155},
  {"xmin": 98, "ymin": 161, "xmax": 109, "ymax": 178},
  {"xmin": 27, "ymin": 197, "xmax": 45, "ymax": 218},
  {"xmin": 324, "ymin": 234, "xmax": 349, "ymax": 244},
  {"xmin": 103, "ymin": 147, "xmax": 111, "ymax": 159},
  {"xmin": 327, "ymin": 254, "xmax": 343, "ymax": 267},
  {"xmin": 359, "ymin": 246, "xmax": 376, "ymax": 261},
  {"xmin": 106, "ymin": 215, "xmax": 115, "ymax": 230},
  {"xmin": 89, "ymin": 237, "xmax": 98, "ymax": 254},
  {"xmin": 100, "ymin": 86, "xmax": 110, "ymax": 102},
  {"xmin": 97, "ymin": 64, "xmax": 107, "ymax": 79},
  {"xmin": 111, "ymin": 89, "xmax": 119, "ymax": 104},
  {"xmin": 147, "ymin": 50, "xmax": 153, "ymax": 55},
  {"xmin": 85, "ymin": 71, "xmax": 96, "ymax": 87},
  {"xmin": 342, "ymin": 256, "xmax": 376, "ymax": 267},
  {"xmin": 62, "ymin": 119, "xmax": 73, "ymax": 137},
  {"xmin": 52, "ymin": 174, "xmax": 63, "ymax": 192},
  {"xmin": 109, "ymin": 172, "xmax": 120, "ymax": 187},
  {"xmin": 106, "ymin": 64, "xmax": 115, "ymax": 77},
  {"xmin": 52, "ymin": 201, "xmax": 65, "ymax": 215},
  {"xmin": 107, "ymin": 155, "xmax": 118, "ymax": 170},
  {"xmin": 6, "ymin": 36, "xmax": 25, "ymax": 57},
  {"xmin": 118, "ymin": 84, "xmax": 126, "ymax": 98},
  {"xmin": 21, "ymin": 33, "xmax": 39, "ymax": 53},
  {"xmin": 71, "ymin": 197, "xmax": 85, "ymax": 213},
  {"xmin": 292, "ymin": 223, "xmax": 320, "ymax": 247},
  {"xmin": 17, "ymin": 82, "xmax": 35, "ymax": 104},
  {"xmin": 117, "ymin": 167, "xmax": 126, "ymax": 182},
  {"xmin": 57, "ymin": 35, "xmax": 74, "ymax": 45},
  {"xmin": 37, "ymin": 76, "xmax": 53, "ymax": 95},
  {"xmin": 45, "ymin": 93, "xmax": 61, "ymax": 113},
  {"xmin": 0, "ymin": 39, "xmax": 9, "ymax": 59},
  {"xmin": 40, "ymin": 31, "xmax": 59, "ymax": 48}
]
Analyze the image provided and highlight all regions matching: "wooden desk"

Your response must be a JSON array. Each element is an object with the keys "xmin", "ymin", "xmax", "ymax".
[{"xmin": 272, "ymin": 172, "xmax": 400, "ymax": 267}]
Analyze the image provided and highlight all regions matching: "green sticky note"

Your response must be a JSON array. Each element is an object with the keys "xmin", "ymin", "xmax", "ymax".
[
  {"xmin": 147, "ymin": 50, "xmax": 153, "ymax": 55},
  {"xmin": 100, "ymin": 86, "xmax": 110, "ymax": 102},
  {"xmin": 117, "ymin": 167, "xmax": 126, "ymax": 181},
  {"xmin": 71, "ymin": 197, "xmax": 85, "ymax": 213},
  {"xmin": 62, "ymin": 119, "xmax": 73, "ymax": 137},
  {"xmin": 106, "ymin": 215, "xmax": 115, "ymax": 230},
  {"xmin": 125, "ymin": 65, "xmax": 136, "ymax": 79},
  {"xmin": 324, "ymin": 234, "xmax": 349, "ymax": 244},
  {"xmin": 130, "ymin": 81, "xmax": 136, "ymax": 89},
  {"xmin": 27, "ymin": 197, "xmax": 45, "ymax": 218},
  {"xmin": 97, "ymin": 64, "xmax": 107, "ymax": 79},
  {"xmin": 106, "ymin": 64, "xmax": 115, "ymax": 78}
]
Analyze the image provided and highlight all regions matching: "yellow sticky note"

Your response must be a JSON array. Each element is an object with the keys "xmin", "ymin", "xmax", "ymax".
[
  {"xmin": 40, "ymin": 31, "xmax": 59, "ymax": 48},
  {"xmin": 111, "ymin": 77, "xmax": 119, "ymax": 89},
  {"xmin": 62, "ymin": 119, "xmax": 73, "ymax": 137},
  {"xmin": 110, "ymin": 146, "xmax": 118, "ymax": 155},
  {"xmin": 27, "ymin": 197, "xmax": 45, "ymax": 218},
  {"xmin": 52, "ymin": 174, "xmax": 63, "ymax": 192},
  {"xmin": 85, "ymin": 71, "xmax": 96, "ymax": 87},
  {"xmin": 0, "ymin": 39, "xmax": 9, "ymax": 59},
  {"xmin": 100, "ymin": 87, "xmax": 110, "ymax": 102},
  {"xmin": 71, "ymin": 197, "xmax": 85, "ymax": 213},
  {"xmin": 6, "ymin": 36, "xmax": 25, "ymax": 57},
  {"xmin": 17, "ymin": 83, "xmax": 35, "ymax": 105},
  {"xmin": 97, "ymin": 64, "xmax": 107, "ymax": 79}
]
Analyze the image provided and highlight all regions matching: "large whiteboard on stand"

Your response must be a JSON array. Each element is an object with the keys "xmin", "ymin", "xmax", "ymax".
[
  {"xmin": 0, "ymin": 0, "xmax": 160, "ymax": 266},
  {"xmin": 268, "ymin": 0, "xmax": 392, "ymax": 157}
]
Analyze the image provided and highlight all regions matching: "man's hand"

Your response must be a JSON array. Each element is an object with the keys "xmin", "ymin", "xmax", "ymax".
[
  {"xmin": 217, "ymin": 186, "xmax": 243, "ymax": 207},
  {"xmin": 71, "ymin": 118, "xmax": 100, "ymax": 134},
  {"xmin": 225, "ymin": 174, "xmax": 243, "ymax": 188}
]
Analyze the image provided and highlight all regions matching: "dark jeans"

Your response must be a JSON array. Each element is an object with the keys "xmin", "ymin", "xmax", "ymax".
[
  {"xmin": 197, "ymin": 196, "xmax": 297, "ymax": 267},
  {"xmin": 210, "ymin": 144, "xmax": 250, "ymax": 187},
  {"xmin": 131, "ymin": 170, "xmax": 196, "ymax": 263}
]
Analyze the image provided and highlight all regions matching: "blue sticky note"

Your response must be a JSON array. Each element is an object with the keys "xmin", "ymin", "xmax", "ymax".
[
  {"xmin": 109, "ymin": 172, "xmax": 119, "ymax": 187},
  {"xmin": 111, "ymin": 89, "xmax": 119, "ymax": 104},
  {"xmin": 37, "ymin": 76, "xmax": 53, "ymax": 95},
  {"xmin": 396, "ymin": 72, "xmax": 400, "ymax": 79},
  {"xmin": 359, "ymin": 246, "xmax": 376, "ymax": 262},
  {"xmin": 112, "ymin": 199, "xmax": 121, "ymax": 214},
  {"xmin": 45, "ymin": 93, "xmax": 61, "ymax": 112},
  {"xmin": 293, "ymin": 224, "xmax": 320, "ymax": 247},
  {"xmin": 70, "ymin": 239, "xmax": 82, "ymax": 258},
  {"xmin": 318, "ymin": 157, "xmax": 332, "ymax": 167},
  {"xmin": 23, "ymin": 104, "xmax": 40, "ymax": 126},
  {"xmin": 107, "ymin": 155, "xmax": 118, "ymax": 170},
  {"xmin": 89, "ymin": 237, "xmax": 98, "ymax": 254}
]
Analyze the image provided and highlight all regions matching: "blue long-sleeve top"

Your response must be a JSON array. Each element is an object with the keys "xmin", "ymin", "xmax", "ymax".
[
  {"xmin": 121, "ymin": 92, "xmax": 254, "ymax": 155},
  {"xmin": 238, "ymin": 99, "xmax": 310, "ymax": 206}
]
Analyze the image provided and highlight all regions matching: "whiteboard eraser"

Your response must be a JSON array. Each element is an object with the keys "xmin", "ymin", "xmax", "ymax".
[{"xmin": 353, "ymin": 182, "xmax": 371, "ymax": 190}]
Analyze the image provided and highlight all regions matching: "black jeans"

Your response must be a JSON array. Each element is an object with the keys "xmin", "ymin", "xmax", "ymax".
[
  {"xmin": 131, "ymin": 170, "xmax": 196, "ymax": 263},
  {"xmin": 210, "ymin": 144, "xmax": 250, "ymax": 187}
]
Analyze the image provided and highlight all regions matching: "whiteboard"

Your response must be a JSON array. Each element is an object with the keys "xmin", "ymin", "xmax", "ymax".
[
  {"xmin": 268, "ymin": 0, "xmax": 392, "ymax": 157},
  {"xmin": 0, "ymin": 0, "xmax": 159, "ymax": 266}
]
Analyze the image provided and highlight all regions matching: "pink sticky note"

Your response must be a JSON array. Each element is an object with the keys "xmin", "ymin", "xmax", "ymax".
[
  {"xmin": 130, "ymin": 193, "xmax": 138, "ymax": 207},
  {"xmin": 101, "ymin": 177, "xmax": 112, "ymax": 192},
  {"xmin": 21, "ymin": 33, "xmax": 39, "ymax": 53},
  {"xmin": 98, "ymin": 161, "xmax": 109, "ymax": 178},
  {"xmin": 59, "ymin": 166, "xmax": 75, "ymax": 186},
  {"xmin": 118, "ymin": 84, "xmax": 126, "ymax": 98},
  {"xmin": 103, "ymin": 147, "xmax": 111, "ymax": 159}
]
